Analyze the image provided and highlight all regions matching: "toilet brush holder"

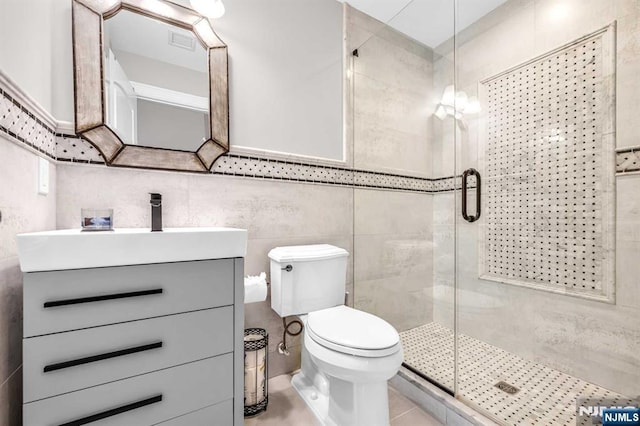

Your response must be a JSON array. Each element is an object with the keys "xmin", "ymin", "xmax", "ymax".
[{"xmin": 244, "ymin": 328, "xmax": 268, "ymax": 417}]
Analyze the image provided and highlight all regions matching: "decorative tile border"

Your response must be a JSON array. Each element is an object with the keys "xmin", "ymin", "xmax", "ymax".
[
  {"xmin": 213, "ymin": 153, "xmax": 439, "ymax": 191},
  {"xmin": 55, "ymin": 133, "xmax": 105, "ymax": 164},
  {"xmin": 1, "ymin": 79, "xmax": 636, "ymax": 195},
  {"xmin": 0, "ymin": 87, "xmax": 56, "ymax": 159},
  {"xmin": 616, "ymin": 147, "xmax": 640, "ymax": 174}
]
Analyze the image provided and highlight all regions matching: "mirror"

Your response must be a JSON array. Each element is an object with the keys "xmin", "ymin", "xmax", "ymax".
[
  {"xmin": 104, "ymin": 10, "xmax": 209, "ymax": 150},
  {"xmin": 72, "ymin": 0, "xmax": 229, "ymax": 172}
]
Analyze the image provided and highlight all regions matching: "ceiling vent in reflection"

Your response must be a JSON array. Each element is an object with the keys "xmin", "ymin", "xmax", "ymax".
[{"xmin": 168, "ymin": 30, "xmax": 196, "ymax": 51}]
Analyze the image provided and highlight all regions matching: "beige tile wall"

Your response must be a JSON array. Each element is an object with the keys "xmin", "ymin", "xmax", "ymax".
[
  {"xmin": 55, "ymin": 163, "xmax": 354, "ymax": 379},
  {"xmin": 0, "ymin": 137, "xmax": 57, "ymax": 426},
  {"xmin": 349, "ymin": 6, "xmax": 438, "ymax": 333},
  {"xmin": 430, "ymin": 0, "xmax": 640, "ymax": 396},
  {"xmin": 349, "ymin": 6, "xmax": 435, "ymax": 179},
  {"xmin": 353, "ymin": 189, "xmax": 434, "ymax": 332}
]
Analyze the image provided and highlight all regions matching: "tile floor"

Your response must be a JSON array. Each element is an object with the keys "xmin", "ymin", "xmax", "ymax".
[
  {"xmin": 246, "ymin": 373, "xmax": 442, "ymax": 426},
  {"xmin": 401, "ymin": 322, "xmax": 634, "ymax": 426}
]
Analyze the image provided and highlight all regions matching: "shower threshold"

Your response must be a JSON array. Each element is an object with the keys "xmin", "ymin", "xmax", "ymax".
[{"xmin": 399, "ymin": 322, "xmax": 634, "ymax": 426}]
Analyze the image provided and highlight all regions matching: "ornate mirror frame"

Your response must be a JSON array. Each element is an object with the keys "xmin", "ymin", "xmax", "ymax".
[{"xmin": 72, "ymin": 0, "xmax": 229, "ymax": 172}]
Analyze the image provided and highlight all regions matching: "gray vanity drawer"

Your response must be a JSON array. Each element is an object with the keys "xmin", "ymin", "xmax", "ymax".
[
  {"xmin": 23, "ymin": 353, "xmax": 233, "ymax": 426},
  {"xmin": 156, "ymin": 400, "xmax": 233, "ymax": 425},
  {"xmin": 23, "ymin": 259, "xmax": 234, "ymax": 337},
  {"xmin": 23, "ymin": 307, "xmax": 233, "ymax": 403}
]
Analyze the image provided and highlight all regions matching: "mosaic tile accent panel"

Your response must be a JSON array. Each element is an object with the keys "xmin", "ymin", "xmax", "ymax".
[
  {"xmin": 400, "ymin": 323, "xmax": 634, "ymax": 426},
  {"xmin": 616, "ymin": 147, "xmax": 640, "ymax": 173},
  {"xmin": 479, "ymin": 27, "xmax": 616, "ymax": 302},
  {"xmin": 0, "ymin": 87, "xmax": 56, "ymax": 158}
]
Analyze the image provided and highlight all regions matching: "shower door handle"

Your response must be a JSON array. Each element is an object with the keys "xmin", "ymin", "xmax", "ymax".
[{"xmin": 461, "ymin": 168, "xmax": 481, "ymax": 223}]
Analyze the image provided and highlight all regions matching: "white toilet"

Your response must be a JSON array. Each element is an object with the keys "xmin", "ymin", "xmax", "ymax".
[{"xmin": 269, "ymin": 244, "xmax": 403, "ymax": 426}]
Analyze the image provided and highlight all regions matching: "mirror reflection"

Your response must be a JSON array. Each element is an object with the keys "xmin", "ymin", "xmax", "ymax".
[{"xmin": 103, "ymin": 10, "xmax": 209, "ymax": 151}]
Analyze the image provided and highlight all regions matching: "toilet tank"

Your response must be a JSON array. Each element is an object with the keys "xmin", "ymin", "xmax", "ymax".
[{"xmin": 268, "ymin": 244, "xmax": 349, "ymax": 317}]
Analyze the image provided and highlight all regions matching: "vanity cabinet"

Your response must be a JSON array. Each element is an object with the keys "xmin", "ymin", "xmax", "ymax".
[{"xmin": 21, "ymin": 257, "xmax": 245, "ymax": 426}]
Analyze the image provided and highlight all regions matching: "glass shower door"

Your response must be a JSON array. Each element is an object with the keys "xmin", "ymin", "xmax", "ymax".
[
  {"xmin": 454, "ymin": 0, "xmax": 640, "ymax": 424},
  {"xmin": 349, "ymin": 0, "xmax": 458, "ymax": 395}
]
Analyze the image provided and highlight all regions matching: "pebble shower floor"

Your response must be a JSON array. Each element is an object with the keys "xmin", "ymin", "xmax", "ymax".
[{"xmin": 400, "ymin": 323, "xmax": 634, "ymax": 425}]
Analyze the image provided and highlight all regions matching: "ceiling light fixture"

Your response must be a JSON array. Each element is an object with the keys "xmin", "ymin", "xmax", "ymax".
[
  {"xmin": 434, "ymin": 85, "xmax": 480, "ymax": 120},
  {"xmin": 190, "ymin": 0, "xmax": 225, "ymax": 19}
]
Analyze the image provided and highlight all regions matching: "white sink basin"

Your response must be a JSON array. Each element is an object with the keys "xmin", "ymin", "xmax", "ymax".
[{"xmin": 16, "ymin": 227, "xmax": 248, "ymax": 272}]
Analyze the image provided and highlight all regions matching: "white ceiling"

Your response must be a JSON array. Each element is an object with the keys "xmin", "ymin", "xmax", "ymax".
[
  {"xmin": 112, "ymin": 0, "xmax": 507, "ymax": 61},
  {"xmin": 338, "ymin": 0, "xmax": 507, "ymax": 48}
]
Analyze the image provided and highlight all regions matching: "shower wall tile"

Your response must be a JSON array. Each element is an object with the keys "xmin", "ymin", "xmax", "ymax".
[
  {"xmin": 354, "ymin": 276, "xmax": 433, "ymax": 334},
  {"xmin": 617, "ymin": 175, "xmax": 640, "ymax": 242},
  {"xmin": 533, "ymin": 0, "xmax": 614, "ymax": 55},
  {"xmin": 353, "ymin": 28, "xmax": 432, "ymax": 94},
  {"xmin": 616, "ymin": 240, "xmax": 640, "ymax": 311},
  {"xmin": 353, "ymin": 189, "xmax": 434, "ymax": 333},
  {"xmin": 454, "ymin": 267, "xmax": 639, "ymax": 396},
  {"xmin": 615, "ymin": 0, "xmax": 640, "ymax": 149},
  {"xmin": 455, "ymin": 1, "xmax": 535, "ymax": 88},
  {"xmin": 349, "ymin": 6, "xmax": 438, "ymax": 335},
  {"xmin": 429, "ymin": 118, "xmax": 457, "ymax": 179},
  {"xmin": 353, "ymin": 73, "xmax": 432, "ymax": 178},
  {"xmin": 616, "ymin": 57, "xmax": 640, "ymax": 149},
  {"xmin": 430, "ymin": 0, "xmax": 640, "ymax": 396},
  {"xmin": 346, "ymin": 6, "xmax": 386, "ymax": 50},
  {"xmin": 351, "ymin": 5, "xmax": 434, "ymax": 179},
  {"xmin": 348, "ymin": 6, "xmax": 432, "ymax": 61},
  {"xmin": 354, "ymin": 189, "xmax": 432, "ymax": 236},
  {"xmin": 354, "ymin": 235, "xmax": 433, "ymax": 283}
]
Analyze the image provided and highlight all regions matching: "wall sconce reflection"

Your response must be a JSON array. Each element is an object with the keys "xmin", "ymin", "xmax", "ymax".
[{"xmin": 434, "ymin": 85, "xmax": 481, "ymax": 120}]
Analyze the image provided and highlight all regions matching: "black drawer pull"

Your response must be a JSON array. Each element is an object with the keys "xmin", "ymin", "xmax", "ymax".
[
  {"xmin": 43, "ymin": 288, "xmax": 163, "ymax": 308},
  {"xmin": 44, "ymin": 341, "xmax": 163, "ymax": 373},
  {"xmin": 57, "ymin": 394, "xmax": 162, "ymax": 426}
]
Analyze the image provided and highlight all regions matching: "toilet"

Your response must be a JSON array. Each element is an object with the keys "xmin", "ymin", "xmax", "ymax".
[{"xmin": 269, "ymin": 244, "xmax": 403, "ymax": 426}]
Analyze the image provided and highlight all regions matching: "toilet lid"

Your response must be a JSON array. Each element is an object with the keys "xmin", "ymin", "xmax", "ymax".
[{"xmin": 307, "ymin": 306, "xmax": 400, "ymax": 355}]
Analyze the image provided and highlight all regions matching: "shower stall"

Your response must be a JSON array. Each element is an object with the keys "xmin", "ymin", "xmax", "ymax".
[{"xmin": 348, "ymin": 0, "xmax": 640, "ymax": 424}]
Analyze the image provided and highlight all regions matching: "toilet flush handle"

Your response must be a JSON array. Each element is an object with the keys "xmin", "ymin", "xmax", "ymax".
[{"xmin": 281, "ymin": 265, "xmax": 293, "ymax": 272}]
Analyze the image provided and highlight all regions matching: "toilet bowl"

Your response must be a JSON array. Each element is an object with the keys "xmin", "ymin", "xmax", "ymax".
[
  {"xmin": 292, "ymin": 306, "xmax": 403, "ymax": 426},
  {"xmin": 268, "ymin": 245, "xmax": 403, "ymax": 426}
]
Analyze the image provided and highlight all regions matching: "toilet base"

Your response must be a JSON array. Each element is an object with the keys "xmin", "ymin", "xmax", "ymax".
[
  {"xmin": 291, "ymin": 371, "xmax": 335, "ymax": 426},
  {"xmin": 291, "ymin": 339, "xmax": 393, "ymax": 426},
  {"xmin": 292, "ymin": 369, "xmax": 392, "ymax": 426}
]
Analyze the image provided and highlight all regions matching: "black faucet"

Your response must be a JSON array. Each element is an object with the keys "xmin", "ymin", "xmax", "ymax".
[{"xmin": 150, "ymin": 193, "xmax": 163, "ymax": 232}]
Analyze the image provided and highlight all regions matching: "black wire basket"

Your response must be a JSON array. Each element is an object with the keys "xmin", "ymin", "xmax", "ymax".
[{"xmin": 244, "ymin": 328, "xmax": 268, "ymax": 417}]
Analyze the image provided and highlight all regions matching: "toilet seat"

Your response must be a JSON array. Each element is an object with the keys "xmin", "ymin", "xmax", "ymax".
[{"xmin": 306, "ymin": 305, "xmax": 401, "ymax": 358}]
